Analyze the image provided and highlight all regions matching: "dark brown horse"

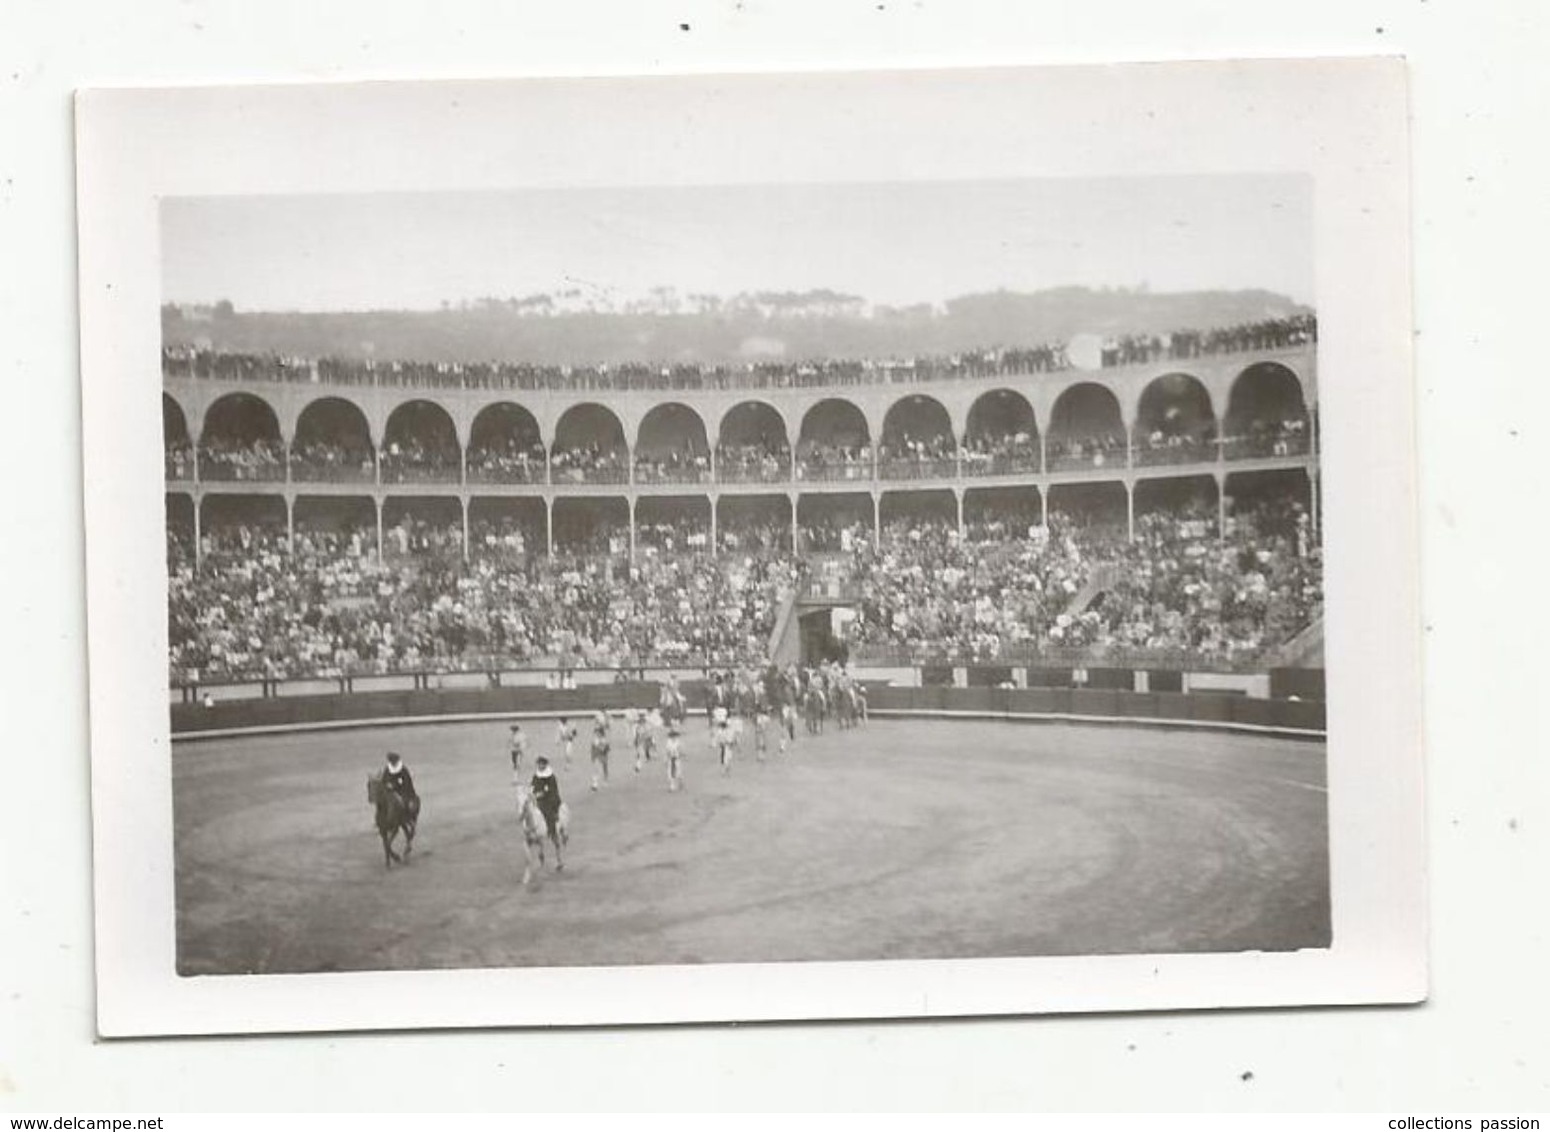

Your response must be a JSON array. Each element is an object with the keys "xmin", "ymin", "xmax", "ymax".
[{"xmin": 366, "ymin": 771, "xmax": 417, "ymax": 867}]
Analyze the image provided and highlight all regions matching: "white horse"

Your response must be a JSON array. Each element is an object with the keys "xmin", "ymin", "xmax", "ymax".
[{"xmin": 514, "ymin": 782, "xmax": 569, "ymax": 886}]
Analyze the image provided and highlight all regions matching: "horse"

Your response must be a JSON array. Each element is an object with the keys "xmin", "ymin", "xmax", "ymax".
[
  {"xmin": 834, "ymin": 683, "xmax": 857, "ymax": 730},
  {"xmin": 514, "ymin": 783, "xmax": 569, "ymax": 885},
  {"xmin": 804, "ymin": 685, "xmax": 826, "ymax": 735},
  {"xmin": 366, "ymin": 771, "xmax": 417, "ymax": 868}
]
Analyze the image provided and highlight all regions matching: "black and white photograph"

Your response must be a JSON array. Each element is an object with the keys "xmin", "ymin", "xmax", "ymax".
[
  {"xmin": 75, "ymin": 62, "xmax": 1423, "ymax": 1035},
  {"xmin": 160, "ymin": 178, "xmax": 1329, "ymax": 974}
]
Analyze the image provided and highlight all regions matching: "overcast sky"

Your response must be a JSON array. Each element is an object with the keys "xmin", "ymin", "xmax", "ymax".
[{"xmin": 161, "ymin": 176, "xmax": 1313, "ymax": 312}]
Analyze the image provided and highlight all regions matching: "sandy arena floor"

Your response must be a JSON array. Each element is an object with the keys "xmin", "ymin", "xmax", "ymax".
[{"xmin": 172, "ymin": 716, "xmax": 1329, "ymax": 974}]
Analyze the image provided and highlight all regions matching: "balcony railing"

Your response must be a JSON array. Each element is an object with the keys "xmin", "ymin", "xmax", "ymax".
[
  {"xmin": 716, "ymin": 461, "xmax": 792, "ymax": 484},
  {"xmin": 197, "ymin": 458, "xmax": 286, "ymax": 483},
  {"xmin": 380, "ymin": 463, "xmax": 461, "ymax": 485},
  {"xmin": 467, "ymin": 462, "xmax": 547, "ymax": 485},
  {"xmin": 634, "ymin": 464, "xmax": 715, "ymax": 486},
  {"xmin": 877, "ymin": 457, "xmax": 959, "ymax": 481},
  {"xmin": 1133, "ymin": 441, "xmax": 1217, "ymax": 467},
  {"xmin": 550, "ymin": 465, "xmax": 630, "ymax": 486},
  {"xmin": 1045, "ymin": 449, "xmax": 1126, "ymax": 474},
  {"xmin": 1222, "ymin": 435, "xmax": 1312, "ymax": 460},
  {"xmin": 961, "ymin": 453, "xmax": 1042, "ymax": 477},
  {"xmin": 167, "ymin": 440, "xmax": 1321, "ymax": 491},
  {"xmin": 796, "ymin": 459, "xmax": 874, "ymax": 483},
  {"xmin": 291, "ymin": 461, "xmax": 377, "ymax": 484}
]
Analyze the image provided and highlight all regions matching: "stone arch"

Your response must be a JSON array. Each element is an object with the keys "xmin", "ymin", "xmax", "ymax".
[
  {"xmin": 717, "ymin": 401, "xmax": 792, "ymax": 484},
  {"xmin": 552, "ymin": 403, "xmax": 630, "ymax": 485},
  {"xmin": 382, "ymin": 400, "xmax": 461, "ymax": 483},
  {"xmin": 1046, "ymin": 383, "xmax": 1126, "ymax": 472},
  {"xmin": 635, "ymin": 403, "xmax": 711, "ymax": 485},
  {"xmin": 468, "ymin": 402, "xmax": 546, "ymax": 485},
  {"xmin": 1133, "ymin": 373, "xmax": 1218, "ymax": 467},
  {"xmin": 1224, "ymin": 363, "xmax": 1312, "ymax": 459},
  {"xmin": 197, "ymin": 392, "xmax": 285, "ymax": 482},
  {"xmin": 163, "ymin": 394, "xmax": 193, "ymax": 480},
  {"xmin": 963, "ymin": 389, "xmax": 1041, "ymax": 476},
  {"xmin": 796, "ymin": 398, "xmax": 871, "ymax": 483},
  {"xmin": 879, "ymin": 394, "xmax": 956, "ymax": 480},
  {"xmin": 292, "ymin": 397, "xmax": 376, "ymax": 483}
]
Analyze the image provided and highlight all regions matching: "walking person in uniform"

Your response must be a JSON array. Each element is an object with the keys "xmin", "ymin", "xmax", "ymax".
[
  {"xmin": 555, "ymin": 715, "xmax": 576, "ymax": 766},
  {"xmin": 589, "ymin": 710, "xmax": 611, "ymax": 791},
  {"xmin": 665, "ymin": 718, "xmax": 684, "ymax": 792},
  {"xmin": 507, "ymin": 723, "xmax": 529, "ymax": 776},
  {"xmin": 712, "ymin": 703, "xmax": 734, "ymax": 775}
]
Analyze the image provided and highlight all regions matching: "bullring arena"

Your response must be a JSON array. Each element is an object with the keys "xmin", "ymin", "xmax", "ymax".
[
  {"xmin": 161, "ymin": 299, "xmax": 1329, "ymax": 974},
  {"xmin": 173, "ymin": 711, "xmax": 1328, "ymax": 975}
]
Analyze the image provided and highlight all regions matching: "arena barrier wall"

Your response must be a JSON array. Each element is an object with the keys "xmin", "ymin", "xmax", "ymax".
[{"xmin": 170, "ymin": 680, "xmax": 1325, "ymax": 740}]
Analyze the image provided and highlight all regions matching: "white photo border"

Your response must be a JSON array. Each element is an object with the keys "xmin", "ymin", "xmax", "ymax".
[{"xmin": 75, "ymin": 60, "xmax": 1423, "ymax": 1037}]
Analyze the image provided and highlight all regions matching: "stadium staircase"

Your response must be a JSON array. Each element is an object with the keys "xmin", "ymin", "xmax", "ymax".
[
  {"xmin": 1060, "ymin": 564, "xmax": 1120, "ymax": 619},
  {"xmin": 768, "ymin": 588, "xmax": 801, "ymax": 667},
  {"xmin": 1272, "ymin": 608, "xmax": 1325, "ymax": 668}
]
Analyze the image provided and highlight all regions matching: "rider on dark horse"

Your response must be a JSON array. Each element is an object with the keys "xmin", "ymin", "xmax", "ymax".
[{"xmin": 383, "ymin": 751, "xmax": 421, "ymax": 821}]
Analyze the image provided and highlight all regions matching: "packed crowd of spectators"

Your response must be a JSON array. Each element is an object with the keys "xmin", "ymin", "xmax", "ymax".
[
  {"xmin": 165, "ymin": 314, "xmax": 1315, "ymax": 393},
  {"xmin": 168, "ymin": 485, "xmax": 1320, "ymax": 682},
  {"xmin": 198, "ymin": 437, "xmax": 285, "ymax": 481},
  {"xmin": 168, "ymin": 517, "xmax": 804, "ymax": 680},
  {"xmin": 467, "ymin": 439, "xmax": 547, "ymax": 483},
  {"xmin": 715, "ymin": 440, "xmax": 791, "ymax": 482},
  {"xmin": 876, "ymin": 434, "xmax": 957, "ymax": 478},
  {"xmin": 163, "ymin": 346, "xmax": 313, "ymax": 383},
  {"xmin": 1045, "ymin": 432, "xmax": 1126, "ymax": 471},
  {"xmin": 838, "ymin": 514, "xmax": 1098, "ymax": 663},
  {"xmin": 827, "ymin": 497, "xmax": 1319, "ymax": 665},
  {"xmin": 634, "ymin": 448, "xmax": 713, "ymax": 484},
  {"xmin": 1221, "ymin": 417, "xmax": 1311, "ymax": 458},
  {"xmin": 1133, "ymin": 424, "xmax": 1218, "ymax": 466},
  {"xmin": 551, "ymin": 443, "xmax": 629, "ymax": 483},
  {"xmin": 1100, "ymin": 315, "xmax": 1318, "ymax": 368},
  {"xmin": 636, "ymin": 518, "xmax": 713, "ymax": 554},
  {"xmin": 165, "ymin": 440, "xmax": 194, "ymax": 480},
  {"xmin": 470, "ymin": 513, "xmax": 541, "ymax": 560},
  {"xmin": 290, "ymin": 438, "xmax": 375, "ymax": 481},
  {"xmin": 379, "ymin": 439, "xmax": 460, "ymax": 483},
  {"xmin": 795, "ymin": 440, "xmax": 873, "ymax": 481},
  {"xmin": 717, "ymin": 520, "xmax": 792, "ymax": 556},
  {"xmin": 961, "ymin": 431, "xmax": 1040, "ymax": 475}
]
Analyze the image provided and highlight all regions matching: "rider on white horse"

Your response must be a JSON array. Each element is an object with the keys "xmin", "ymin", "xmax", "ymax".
[{"xmin": 528, "ymin": 754, "xmax": 564, "ymax": 872}]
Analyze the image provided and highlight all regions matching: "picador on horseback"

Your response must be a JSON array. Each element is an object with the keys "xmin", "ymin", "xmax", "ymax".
[
  {"xmin": 383, "ymin": 751, "xmax": 420, "ymax": 819},
  {"xmin": 366, "ymin": 750, "xmax": 420, "ymax": 867}
]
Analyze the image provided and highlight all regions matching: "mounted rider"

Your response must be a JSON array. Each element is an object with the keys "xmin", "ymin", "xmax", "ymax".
[
  {"xmin": 382, "ymin": 751, "xmax": 421, "ymax": 820},
  {"xmin": 529, "ymin": 755, "xmax": 565, "ymax": 870}
]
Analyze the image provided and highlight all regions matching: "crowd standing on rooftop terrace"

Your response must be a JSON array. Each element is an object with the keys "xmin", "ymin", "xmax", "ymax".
[{"xmin": 162, "ymin": 313, "xmax": 1316, "ymax": 391}]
